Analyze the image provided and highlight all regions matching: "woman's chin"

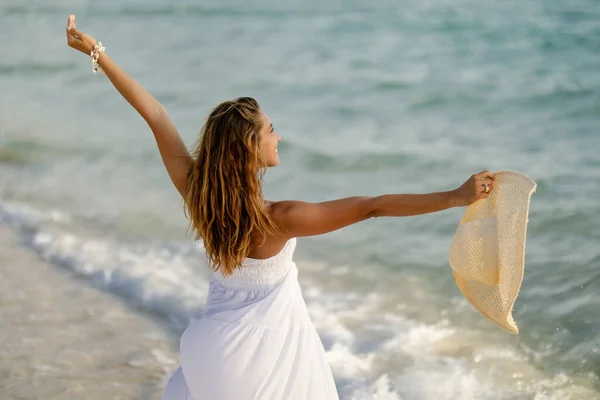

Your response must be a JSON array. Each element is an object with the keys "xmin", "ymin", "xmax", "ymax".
[{"xmin": 269, "ymin": 155, "xmax": 280, "ymax": 167}]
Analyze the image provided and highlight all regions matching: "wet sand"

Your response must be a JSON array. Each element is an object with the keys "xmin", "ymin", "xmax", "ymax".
[{"xmin": 0, "ymin": 225, "xmax": 179, "ymax": 400}]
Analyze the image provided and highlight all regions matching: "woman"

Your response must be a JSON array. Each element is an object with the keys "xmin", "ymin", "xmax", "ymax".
[{"xmin": 66, "ymin": 14, "xmax": 494, "ymax": 400}]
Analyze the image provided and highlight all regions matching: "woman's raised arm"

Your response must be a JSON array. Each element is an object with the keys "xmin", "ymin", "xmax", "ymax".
[{"xmin": 65, "ymin": 14, "xmax": 192, "ymax": 197}]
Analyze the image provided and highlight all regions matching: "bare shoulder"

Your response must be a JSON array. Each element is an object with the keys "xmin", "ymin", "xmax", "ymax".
[
  {"xmin": 268, "ymin": 197, "xmax": 373, "ymax": 238},
  {"xmin": 268, "ymin": 199, "xmax": 301, "ymax": 217},
  {"xmin": 268, "ymin": 199, "xmax": 313, "ymax": 233}
]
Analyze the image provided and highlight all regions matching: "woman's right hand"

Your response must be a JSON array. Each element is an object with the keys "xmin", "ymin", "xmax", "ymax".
[
  {"xmin": 65, "ymin": 14, "xmax": 97, "ymax": 56},
  {"xmin": 451, "ymin": 170, "xmax": 495, "ymax": 207}
]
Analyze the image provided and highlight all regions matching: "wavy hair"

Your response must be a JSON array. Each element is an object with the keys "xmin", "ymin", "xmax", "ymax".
[{"xmin": 183, "ymin": 97, "xmax": 277, "ymax": 276}]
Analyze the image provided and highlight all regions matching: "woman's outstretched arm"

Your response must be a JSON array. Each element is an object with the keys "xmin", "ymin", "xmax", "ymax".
[
  {"xmin": 65, "ymin": 15, "xmax": 192, "ymax": 197},
  {"xmin": 271, "ymin": 171, "xmax": 495, "ymax": 238}
]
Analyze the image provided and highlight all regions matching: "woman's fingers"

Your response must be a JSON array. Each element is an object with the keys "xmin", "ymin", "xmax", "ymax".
[
  {"xmin": 472, "ymin": 171, "xmax": 495, "ymax": 196},
  {"xmin": 66, "ymin": 14, "xmax": 77, "ymax": 42},
  {"xmin": 66, "ymin": 14, "xmax": 81, "ymax": 38},
  {"xmin": 65, "ymin": 14, "xmax": 95, "ymax": 54},
  {"xmin": 476, "ymin": 170, "xmax": 495, "ymax": 181},
  {"xmin": 479, "ymin": 178, "xmax": 493, "ymax": 190},
  {"xmin": 67, "ymin": 14, "xmax": 76, "ymax": 29},
  {"xmin": 479, "ymin": 179, "xmax": 494, "ymax": 194}
]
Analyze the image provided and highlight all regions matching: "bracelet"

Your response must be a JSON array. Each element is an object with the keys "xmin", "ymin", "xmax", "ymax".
[{"xmin": 90, "ymin": 42, "xmax": 105, "ymax": 74}]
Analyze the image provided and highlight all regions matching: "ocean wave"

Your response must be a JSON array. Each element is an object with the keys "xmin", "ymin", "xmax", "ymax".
[
  {"xmin": 301, "ymin": 150, "xmax": 415, "ymax": 172},
  {"xmin": 0, "ymin": 138, "xmax": 91, "ymax": 170},
  {"xmin": 277, "ymin": 139, "xmax": 441, "ymax": 173},
  {"xmin": 372, "ymin": 81, "xmax": 412, "ymax": 91},
  {"xmin": 0, "ymin": 201, "xmax": 206, "ymax": 330},
  {"xmin": 0, "ymin": 62, "xmax": 76, "ymax": 76},
  {"xmin": 0, "ymin": 148, "xmax": 29, "ymax": 165},
  {"xmin": 26, "ymin": 228, "xmax": 207, "ymax": 331},
  {"xmin": 3, "ymin": 5, "xmax": 65, "ymax": 15},
  {"xmin": 529, "ymin": 208, "xmax": 599, "ymax": 238},
  {"xmin": 2, "ymin": 4, "xmax": 327, "ymax": 19},
  {"xmin": 523, "ymin": 86, "xmax": 597, "ymax": 108}
]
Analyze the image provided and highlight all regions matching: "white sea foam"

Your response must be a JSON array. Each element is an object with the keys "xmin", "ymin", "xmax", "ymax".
[
  {"xmin": 30, "ymin": 229, "xmax": 209, "ymax": 330},
  {"xmin": 0, "ymin": 201, "xmax": 72, "ymax": 225},
  {"xmin": 1, "ymin": 201, "xmax": 209, "ymax": 330},
  {"xmin": 346, "ymin": 374, "xmax": 404, "ymax": 400}
]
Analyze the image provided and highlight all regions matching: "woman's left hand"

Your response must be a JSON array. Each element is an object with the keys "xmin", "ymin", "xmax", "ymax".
[
  {"xmin": 451, "ymin": 170, "xmax": 495, "ymax": 207},
  {"xmin": 65, "ymin": 14, "xmax": 97, "ymax": 55}
]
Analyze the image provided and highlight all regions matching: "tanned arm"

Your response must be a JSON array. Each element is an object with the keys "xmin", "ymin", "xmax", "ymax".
[
  {"xmin": 271, "ymin": 171, "xmax": 496, "ymax": 238},
  {"xmin": 66, "ymin": 15, "xmax": 192, "ymax": 198}
]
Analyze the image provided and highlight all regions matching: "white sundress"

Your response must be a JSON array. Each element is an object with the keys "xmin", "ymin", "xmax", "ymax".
[{"xmin": 160, "ymin": 237, "xmax": 339, "ymax": 400}]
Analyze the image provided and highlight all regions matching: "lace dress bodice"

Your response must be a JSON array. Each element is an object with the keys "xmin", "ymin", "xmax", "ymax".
[{"xmin": 210, "ymin": 238, "xmax": 297, "ymax": 294}]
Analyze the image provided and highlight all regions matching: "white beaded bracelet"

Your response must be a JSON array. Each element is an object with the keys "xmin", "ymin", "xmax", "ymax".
[{"xmin": 90, "ymin": 41, "xmax": 105, "ymax": 74}]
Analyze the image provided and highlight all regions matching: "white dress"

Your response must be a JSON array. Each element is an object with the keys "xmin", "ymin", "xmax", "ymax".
[{"xmin": 161, "ymin": 238, "xmax": 339, "ymax": 400}]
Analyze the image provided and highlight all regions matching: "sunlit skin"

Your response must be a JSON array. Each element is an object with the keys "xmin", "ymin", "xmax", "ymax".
[{"xmin": 258, "ymin": 111, "xmax": 281, "ymax": 168}]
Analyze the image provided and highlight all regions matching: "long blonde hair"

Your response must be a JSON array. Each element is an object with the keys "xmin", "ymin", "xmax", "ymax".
[{"xmin": 183, "ymin": 97, "xmax": 277, "ymax": 276}]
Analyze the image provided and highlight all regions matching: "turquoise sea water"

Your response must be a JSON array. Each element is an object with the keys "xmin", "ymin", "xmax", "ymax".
[{"xmin": 1, "ymin": 0, "xmax": 599, "ymax": 398}]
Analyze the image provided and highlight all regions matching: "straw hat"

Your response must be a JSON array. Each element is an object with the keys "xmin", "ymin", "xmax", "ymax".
[{"xmin": 448, "ymin": 171, "xmax": 536, "ymax": 334}]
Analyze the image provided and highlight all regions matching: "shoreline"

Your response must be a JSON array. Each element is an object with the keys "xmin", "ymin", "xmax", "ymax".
[{"xmin": 0, "ymin": 224, "xmax": 179, "ymax": 400}]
